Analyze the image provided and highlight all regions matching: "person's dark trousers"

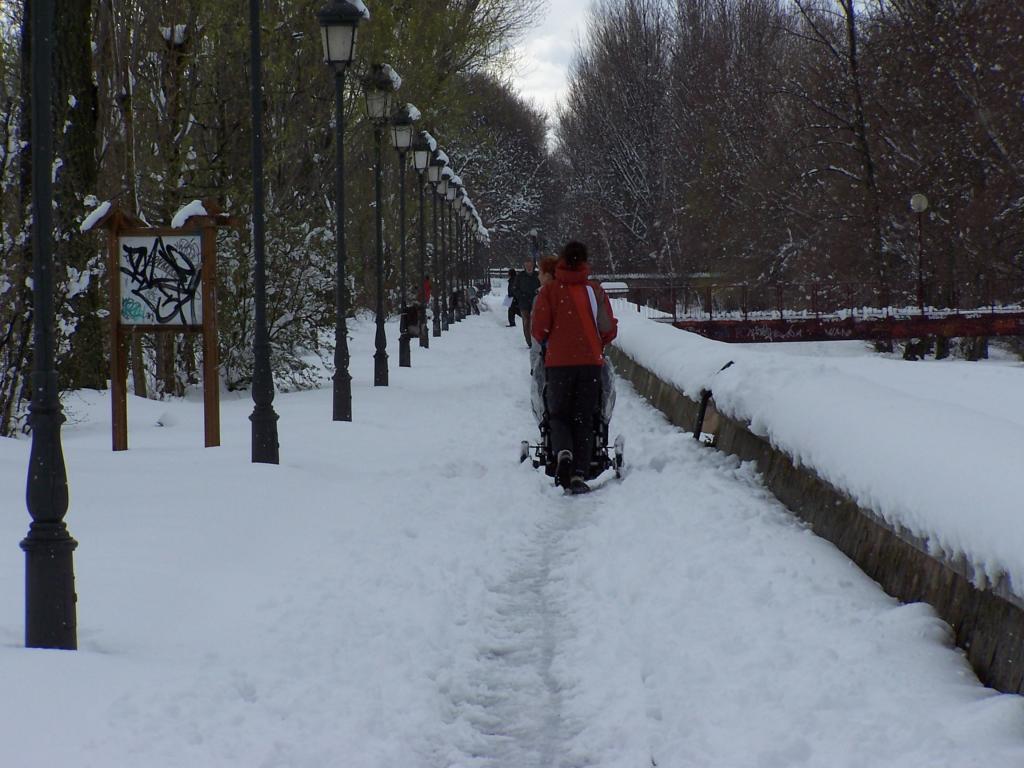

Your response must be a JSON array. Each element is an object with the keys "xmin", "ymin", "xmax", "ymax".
[
  {"xmin": 545, "ymin": 365, "xmax": 602, "ymax": 477},
  {"xmin": 508, "ymin": 305, "xmax": 517, "ymax": 326},
  {"xmin": 520, "ymin": 309, "xmax": 532, "ymax": 346}
]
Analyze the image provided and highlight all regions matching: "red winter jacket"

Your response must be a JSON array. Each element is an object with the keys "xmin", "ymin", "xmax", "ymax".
[{"xmin": 531, "ymin": 262, "xmax": 618, "ymax": 367}]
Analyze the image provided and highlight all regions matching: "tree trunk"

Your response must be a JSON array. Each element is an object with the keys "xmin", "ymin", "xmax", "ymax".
[
  {"xmin": 130, "ymin": 331, "xmax": 147, "ymax": 397},
  {"xmin": 54, "ymin": 0, "xmax": 103, "ymax": 390}
]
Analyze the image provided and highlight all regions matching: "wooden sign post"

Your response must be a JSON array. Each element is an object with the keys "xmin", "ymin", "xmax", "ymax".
[{"xmin": 88, "ymin": 204, "xmax": 235, "ymax": 451}]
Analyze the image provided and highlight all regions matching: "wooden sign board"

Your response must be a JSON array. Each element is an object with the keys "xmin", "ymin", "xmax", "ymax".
[
  {"xmin": 98, "ymin": 213, "xmax": 222, "ymax": 451},
  {"xmin": 119, "ymin": 232, "xmax": 204, "ymax": 326}
]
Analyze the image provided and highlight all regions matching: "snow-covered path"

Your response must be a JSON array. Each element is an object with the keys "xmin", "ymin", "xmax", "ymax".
[{"xmin": 1, "ymin": 299, "xmax": 1023, "ymax": 767}]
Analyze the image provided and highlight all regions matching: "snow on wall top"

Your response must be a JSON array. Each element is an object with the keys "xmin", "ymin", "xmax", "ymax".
[{"xmin": 611, "ymin": 306, "xmax": 1024, "ymax": 599}]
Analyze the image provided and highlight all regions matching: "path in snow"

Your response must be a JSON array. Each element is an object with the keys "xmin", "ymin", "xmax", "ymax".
[{"xmin": 431, "ymin": 300, "xmax": 1024, "ymax": 768}]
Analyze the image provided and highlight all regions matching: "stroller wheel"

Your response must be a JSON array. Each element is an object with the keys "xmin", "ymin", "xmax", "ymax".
[
  {"xmin": 519, "ymin": 440, "xmax": 530, "ymax": 463},
  {"xmin": 614, "ymin": 434, "xmax": 624, "ymax": 469}
]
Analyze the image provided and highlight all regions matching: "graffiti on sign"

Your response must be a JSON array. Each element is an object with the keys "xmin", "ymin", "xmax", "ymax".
[{"xmin": 119, "ymin": 234, "xmax": 203, "ymax": 325}]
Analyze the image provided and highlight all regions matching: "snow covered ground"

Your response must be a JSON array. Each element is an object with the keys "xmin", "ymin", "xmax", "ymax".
[
  {"xmin": 1, "ymin": 294, "xmax": 1023, "ymax": 767},
  {"xmin": 612, "ymin": 302, "xmax": 1024, "ymax": 597}
]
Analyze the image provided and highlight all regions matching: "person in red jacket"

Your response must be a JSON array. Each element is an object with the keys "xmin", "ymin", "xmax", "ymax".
[{"xmin": 531, "ymin": 240, "xmax": 617, "ymax": 493}]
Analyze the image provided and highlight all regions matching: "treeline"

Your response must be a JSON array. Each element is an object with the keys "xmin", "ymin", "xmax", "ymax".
[
  {"xmin": 0, "ymin": 0, "xmax": 553, "ymax": 435},
  {"xmin": 555, "ymin": 0, "xmax": 1024, "ymax": 310}
]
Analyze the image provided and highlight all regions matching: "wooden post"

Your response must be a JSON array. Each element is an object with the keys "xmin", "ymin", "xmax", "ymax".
[
  {"xmin": 108, "ymin": 214, "xmax": 128, "ymax": 451},
  {"xmin": 201, "ymin": 226, "xmax": 220, "ymax": 447}
]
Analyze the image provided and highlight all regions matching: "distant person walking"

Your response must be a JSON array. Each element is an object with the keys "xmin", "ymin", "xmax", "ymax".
[
  {"xmin": 506, "ymin": 268, "xmax": 518, "ymax": 327},
  {"xmin": 419, "ymin": 274, "xmax": 431, "ymax": 306},
  {"xmin": 531, "ymin": 241, "xmax": 617, "ymax": 493},
  {"xmin": 513, "ymin": 258, "xmax": 541, "ymax": 348}
]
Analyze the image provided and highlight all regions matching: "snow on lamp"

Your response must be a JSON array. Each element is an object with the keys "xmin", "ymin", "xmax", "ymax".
[{"xmin": 316, "ymin": 0, "xmax": 368, "ymax": 67}]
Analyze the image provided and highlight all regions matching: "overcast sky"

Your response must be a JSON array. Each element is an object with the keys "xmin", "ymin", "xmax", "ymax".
[{"xmin": 510, "ymin": 0, "xmax": 593, "ymax": 121}]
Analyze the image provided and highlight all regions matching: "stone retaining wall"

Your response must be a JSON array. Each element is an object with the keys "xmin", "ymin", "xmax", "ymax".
[{"xmin": 608, "ymin": 345, "xmax": 1024, "ymax": 695}]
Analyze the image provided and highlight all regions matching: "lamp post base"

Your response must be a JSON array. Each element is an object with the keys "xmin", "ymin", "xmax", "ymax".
[
  {"xmin": 22, "ymin": 522, "xmax": 77, "ymax": 650},
  {"xmin": 250, "ymin": 404, "xmax": 280, "ymax": 464},
  {"xmin": 399, "ymin": 333, "xmax": 411, "ymax": 367},
  {"xmin": 332, "ymin": 371, "xmax": 352, "ymax": 422},
  {"xmin": 374, "ymin": 351, "xmax": 389, "ymax": 386}
]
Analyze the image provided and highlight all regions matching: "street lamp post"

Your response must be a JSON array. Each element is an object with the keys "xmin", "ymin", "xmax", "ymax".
[
  {"xmin": 459, "ymin": 190, "xmax": 470, "ymax": 320},
  {"xmin": 447, "ymin": 177, "xmax": 461, "ymax": 322},
  {"xmin": 911, "ymin": 193, "xmax": 928, "ymax": 315},
  {"xmin": 428, "ymin": 149, "xmax": 448, "ymax": 337},
  {"xmin": 412, "ymin": 131, "xmax": 435, "ymax": 348},
  {"xmin": 363, "ymin": 63, "xmax": 400, "ymax": 386},
  {"xmin": 249, "ymin": 0, "xmax": 280, "ymax": 463},
  {"xmin": 461, "ymin": 197, "xmax": 474, "ymax": 311},
  {"xmin": 456, "ymin": 194, "xmax": 468, "ymax": 318},
  {"xmin": 23, "ymin": 0, "xmax": 77, "ymax": 650},
  {"xmin": 317, "ymin": 0, "xmax": 367, "ymax": 421},
  {"xmin": 390, "ymin": 103, "xmax": 418, "ymax": 368},
  {"xmin": 438, "ymin": 166, "xmax": 454, "ymax": 331}
]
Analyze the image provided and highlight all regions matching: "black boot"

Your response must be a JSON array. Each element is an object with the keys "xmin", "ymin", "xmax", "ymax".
[
  {"xmin": 555, "ymin": 450, "xmax": 573, "ymax": 489},
  {"xmin": 569, "ymin": 475, "xmax": 591, "ymax": 495}
]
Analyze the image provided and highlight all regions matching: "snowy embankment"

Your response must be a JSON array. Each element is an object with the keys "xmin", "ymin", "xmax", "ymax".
[
  {"xmin": 1, "ymin": 296, "xmax": 1022, "ymax": 766},
  {"xmin": 611, "ymin": 300, "xmax": 1024, "ymax": 596}
]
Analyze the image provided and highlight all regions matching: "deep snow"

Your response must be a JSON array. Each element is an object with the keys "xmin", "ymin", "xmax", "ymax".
[
  {"xmin": 1, "ymin": 294, "xmax": 1022, "ymax": 767},
  {"xmin": 611, "ymin": 302, "xmax": 1024, "ymax": 597}
]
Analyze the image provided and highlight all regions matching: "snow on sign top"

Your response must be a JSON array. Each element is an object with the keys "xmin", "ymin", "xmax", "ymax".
[
  {"xmin": 80, "ymin": 200, "xmax": 112, "ymax": 233},
  {"xmin": 381, "ymin": 63, "xmax": 402, "ymax": 90},
  {"xmin": 159, "ymin": 24, "xmax": 188, "ymax": 46},
  {"xmin": 171, "ymin": 199, "xmax": 208, "ymax": 228}
]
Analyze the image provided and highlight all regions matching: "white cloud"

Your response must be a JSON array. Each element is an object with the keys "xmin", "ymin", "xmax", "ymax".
[{"xmin": 511, "ymin": 0, "xmax": 593, "ymax": 118}]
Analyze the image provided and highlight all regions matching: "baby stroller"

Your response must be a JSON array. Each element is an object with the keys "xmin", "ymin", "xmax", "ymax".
[{"xmin": 520, "ymin": 345, "xmax": 624, "ymax": 486}]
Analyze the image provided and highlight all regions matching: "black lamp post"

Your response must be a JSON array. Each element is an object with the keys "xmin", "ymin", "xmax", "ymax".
[
  {"xmin": 363, "ymin": 63, "xmax": 400, "ymax": 386},
  {"xmin": 390, "ymin": 103, "xmax": 418, "ymax": 368},
  {"xmin": 249, "ymin": 0, "xmax": 280, "ymax": 463},
  {"xmin": 450, "ymin": 179, "xmax": 464, "ymax": 321},
  {"xmin": 456, "ymin": 192, "xmax": 468, "ymax": 318},
  {"xmin": 911, "ymin": 193, "xmax": 928, "ymax": 315},
  {"xmin": 317, "ymin": 0, "xmax": 367, "ymax": 421},
  {"xmin": 428, "ymin": 149, "xmax": 448, "ymax": 337},
  {"xmin": 412, "ymin": 130, "xmax": 435, "ymax": 348},
  {"xmin": 460, "ymin": 195, "xmax": 473, "ymax": 312},
  {"xmin": 438, "ymin": 166, "xmax": 454, "ymax": 331},
  {"xmin": 22, "ymin": 0, "xmax": 77, "ymax": 650},
  {"xmin": 464, "ymin": 201, "xmax": 477, "ymax": 299},
  {"xmin": 444, "ymin": 179, "xmax": 460, "ymax": 323}
]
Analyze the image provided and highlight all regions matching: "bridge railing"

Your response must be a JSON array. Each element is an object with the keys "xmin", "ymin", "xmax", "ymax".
[{"xmin": 664, "ymin": 278, "xmax": 1024, "ymax": 321}]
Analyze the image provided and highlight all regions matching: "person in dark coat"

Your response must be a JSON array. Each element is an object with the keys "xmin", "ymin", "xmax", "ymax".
[
  {"xmin": 513, "ymin": 258, "xmax": 541, "ymax": 347},
  {"xmin": 531, "ymin": 241, "xmax": 618, "ymax": 493},
  {"xmin": 506, "ymin": 268, "xmax": 518, "ymax": 327}
]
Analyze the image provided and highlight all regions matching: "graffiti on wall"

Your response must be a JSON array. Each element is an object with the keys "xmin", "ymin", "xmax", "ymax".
[{"xmin": 119, "ymin": 234, "xmax": 203, "ymax": 325}]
